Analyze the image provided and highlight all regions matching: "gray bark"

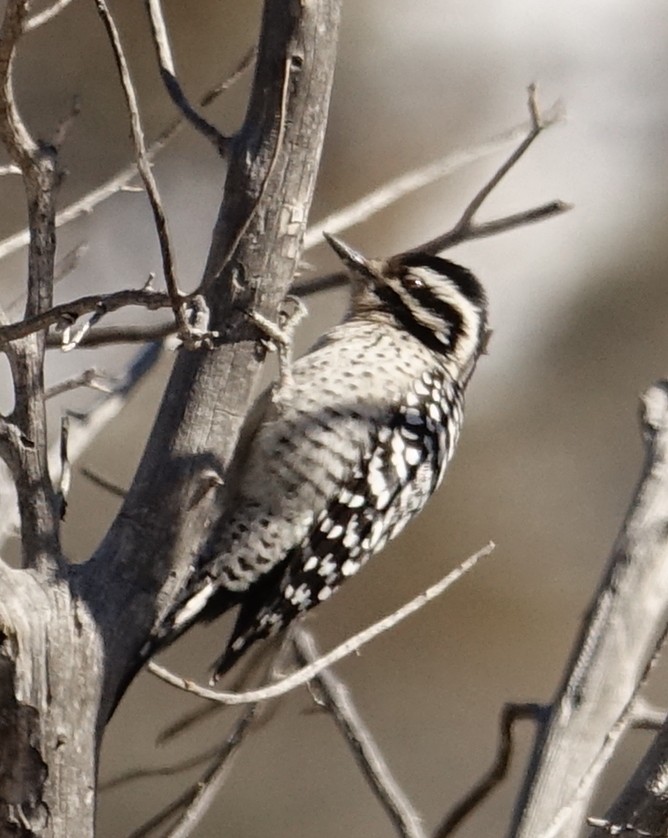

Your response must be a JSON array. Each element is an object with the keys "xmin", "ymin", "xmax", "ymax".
[{"xmin": 0, "ymin": 1, "xmax": 341, "ymax": 834}]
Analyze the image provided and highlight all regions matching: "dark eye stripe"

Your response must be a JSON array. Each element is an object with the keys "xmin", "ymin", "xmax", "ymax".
[
  {"xmin": 402, "ymin": 281, "xmax": 464, "ymax": 338},
  {"xmin": 374, "ymin": 281, "xmax": 458, "ymax": 355},
  {"xmin": 400, "ymin": 254, "xmax": 487, "ymax": 308}
]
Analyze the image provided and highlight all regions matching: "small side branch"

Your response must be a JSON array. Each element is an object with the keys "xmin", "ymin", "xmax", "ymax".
[
  {"xmin": 25, "ymin": 0, "xmax": 76, "ymax": 32},
  {"xmin": 404, "ymin": 86, "xmax": 569, "ymax": 257},
  {"xmin": 145, "ymin": 0, "xmax": 230, "ymax": 155},
  {"xmin": 93, "ymin": 0, "xmax": 188, "ymax": 337},
  {"xmin": 303, "ymin": 93, "xmax": 563, "ymax": 252},
  {"xmin": 0, "ymin": 286, "xmax": 171, "ymax": 346},
  {"xmin": 293, "ymin": 627, "xmax": 427, "ymax": 838},
  {"xmin": 435, "ymin": 703, "xmax": 546, "ymax": 837}
]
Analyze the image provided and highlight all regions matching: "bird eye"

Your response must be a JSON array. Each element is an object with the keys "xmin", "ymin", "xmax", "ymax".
[{"xmin": 403, "ymin": 273, "xmax": 424, "ymax": 289}]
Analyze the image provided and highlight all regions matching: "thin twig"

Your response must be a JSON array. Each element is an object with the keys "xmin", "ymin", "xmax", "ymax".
[
  {"xmin": 46, "ymin": 343, "xmax": 164, "ymax": 492},
  {"xmin": 0, "ymin": 47, "xmax": 254, "ymax": 264},
  {"xmin": 79, "ymin": 467, "xmax": 126, "ymax": 499},
  {"xmin": 159, "ymin": 705, "xmax": 259, "ymax": 838},
  {"xmin": 148, "ymin": 542, "xmax": 495, "ymax": 705},
  {"xmin": 100, "ymin": 743, "xmax": 224, "ymax": 792},
  {"xmin": 291, "ymin": 269, "xmax": 347, "ymax": 299},
  {"xmin": 45, "ymin": 321, "xmax": 176, "ymax": 349},
  {"xmin": 93, "ymin": 0, "xmax": 187, "ymax": 336},
  {"xmin": 0, "ymin": 1, "xmax": 37, "ymax": 170},
  {"xmin": 57, "ymin": 415, "xmax": 71, "ymax": 518},
  {"xmin": 45, "ymin": 368, "xmax": 115, "ymax": 400},
  {"xmin": 403, "ymin": 86, "xmax": 569, "ymax": 257},
  {"xmin": 294, "ymin": 627, "xmax": 427, "ymax": 838},
  {"xmin": 25, "ymin": 0, "xmax": 76, "ymax": 31},
  {"xmin": 157, "ymin": 646, "xmax": 275, "ymax": 744},
  {"xmin": 417, "ymin": 201, "xmax": 570, "ymax": 253},
  {"xmin": 133, "ymin": 642, "xmax": 290, "ymax": 838},
  {"xmin": 434, "ymin": 703, "xmax": 546, "ymax": 837},
  {"xmin": 145, "ymin": 0, "xmax": 229, "ymax": 155},
  {"xmin": 126, "ymin": 704, "xmax": 260, "ymax": 838},
  {"xmin": 303, "ymin": 95, "xmax": 562, "ymax": 252},
  {"xmin": 0, "ymin": 286, "xmax": 171, "ymax": 346}
]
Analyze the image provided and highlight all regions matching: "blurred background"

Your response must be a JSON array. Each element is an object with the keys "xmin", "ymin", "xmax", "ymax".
[{"xmin": 1, "ymin": 0, "xmax": 667, "ymax": 835}]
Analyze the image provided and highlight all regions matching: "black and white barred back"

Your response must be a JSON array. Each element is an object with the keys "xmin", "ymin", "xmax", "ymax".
[{"xmin": 170, "ymin": 235, "xmax": 488, "ymax": 679}]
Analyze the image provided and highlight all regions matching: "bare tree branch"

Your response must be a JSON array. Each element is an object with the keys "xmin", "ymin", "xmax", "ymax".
[
  {"xmin": 435, "ymin": 703, "xmax": 546, "ymax": 837},
  {"xmin": 79, "ymin": 467, "xmax": 126, "ymax": 498},
  {"xmin": 25, "ymin": 0, "xmax": 76, "ymax": 32},
  {"xmin": 45, "ymin": 320, "xmax": 176, "ymax": 348},
  {"xmin": 303, "ymin": 94, "xmax": 563, "ymax": 252},
  {"xmin": 0, "ymin": 1, "xmax": 36, "ymax": 169},
  {"xmin": 45, "ymin": 368, "xmax": 115, "ymax": 399},
  {"xmin": 100, "ymin": 743, "xmax": 224, "ymax": 793},
  {"xmin": 402, "ymin": 86, "xmax": 570, "ymax": 258},
  {"xmin": 148, "ymin": 542, "xmax": 495, "ymax": 705},
  {"xmin": 145, "ymin": 0, "xmax": 229, "ymax": 155},
  {"xmin": 510, "ymin": 381, "xmax": 668, "ymax": 838},
  {"xmin": 0, "ymin": 286, "xmax": 171, "ymax": 346},
  {"xmin": 92, "ymin": 0, "xmax": 188, "ymax": 337},
  {"xmin": 294, "ymin": 89, "xmax": 568, "ymax": 303},
  {"xmin": 0, "ymin": 1, "xmax": 63, "ymax": 570},
  {"xmin": 293, "ymin": 627, "xmax": 427, "ymax": 838}
]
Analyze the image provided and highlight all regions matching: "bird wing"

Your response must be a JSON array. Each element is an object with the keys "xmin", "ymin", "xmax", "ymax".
[{"xmin": 210, "ymin": 396, "xmax": 447, "ymax": 679}]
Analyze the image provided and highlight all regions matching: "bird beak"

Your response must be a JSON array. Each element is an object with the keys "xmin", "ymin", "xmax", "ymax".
[{"xmin": 323, "ymin": 233, "xmax": 374, "ymax": 277}]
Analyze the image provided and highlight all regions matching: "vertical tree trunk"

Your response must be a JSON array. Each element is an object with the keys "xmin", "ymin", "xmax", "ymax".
[{"xmin": 0, "ymin": 1, "xmax": 341, "ymax": 834}]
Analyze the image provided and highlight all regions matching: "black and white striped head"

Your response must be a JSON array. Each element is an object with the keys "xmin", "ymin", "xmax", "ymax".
[{"xmin": 324, "ymin": 233, "xmax": 489, "ymax": 377}]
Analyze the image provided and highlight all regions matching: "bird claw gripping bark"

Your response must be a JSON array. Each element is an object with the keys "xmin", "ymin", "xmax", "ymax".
[{"xmin": 250, "ymin": 296, "xmax": 308, "ymax": 400}]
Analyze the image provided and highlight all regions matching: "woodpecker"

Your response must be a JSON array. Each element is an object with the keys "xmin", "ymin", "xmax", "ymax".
[{"xmin": 167, "ymin": 234, "xmax": 488, "ymax": 680}]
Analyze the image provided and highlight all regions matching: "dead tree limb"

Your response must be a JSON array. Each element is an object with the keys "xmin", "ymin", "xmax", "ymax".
[
  {"xmin": 0, "ymin": 1, "xmax": 341, "ymax": 835},
  {"xmin": 509, "ymin": 380, "xmax": 668, "ymax": 838}
]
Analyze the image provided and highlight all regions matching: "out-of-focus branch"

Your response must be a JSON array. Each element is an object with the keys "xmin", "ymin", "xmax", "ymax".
[
  {"xmin": 293, "ymin": 627, "xmax": 427, "ymax": 838},
  {"xmin": 510, "ymin": 381, "xmax": 668, "ymax": 838},
  {"xmin": 45, "ymin": 320, "xmax": 176, "ymax": 348},
  {"xmin": 303, "ymin": 93, "xmax": 563, "ymax": 252},
  {"xmin": 435, "ymin": 703, "xmax": 546, "ymax": 837},
  {"xmin": 0, "ymin": 47, "xmax": 254, "ymax": 264},
  {"xmin": 145, "ymin": 0, "xmax": 229, "ymax": 155},
  {"xmin": 402, "ymin": 86, "xmax": 569, "ymax": 258},
  {"xmin": 25, "ymin": 0, "xmax": 76, "ymax": 32},
  {"xmin": 295, "ymin": 88, "xmax": 568, "ymax": 301},
  {"xmin": 45, "ymin": 368, "xmax": 115, "ymax": 400}
]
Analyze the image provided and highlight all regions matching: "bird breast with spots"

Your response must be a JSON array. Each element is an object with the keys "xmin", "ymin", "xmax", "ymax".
[{"xmin": 211, "ymin": 318, "xmax": 463, "ymax": 594}]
